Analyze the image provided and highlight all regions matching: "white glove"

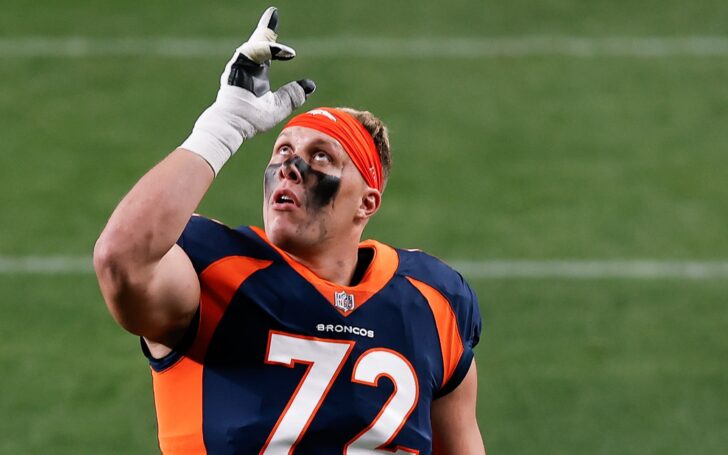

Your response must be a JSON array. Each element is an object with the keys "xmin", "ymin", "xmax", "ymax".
[{"xmin": 180, "ymin": 7, "xmax": 315, "ymax": 175}]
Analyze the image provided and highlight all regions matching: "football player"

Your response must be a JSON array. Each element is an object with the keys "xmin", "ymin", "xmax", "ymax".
[{"xmin": 94, "ymin": 7, "xmax": 485, "ymax": 454}]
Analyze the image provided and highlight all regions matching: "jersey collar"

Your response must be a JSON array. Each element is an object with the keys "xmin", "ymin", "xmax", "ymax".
[{"xmin": 250, "ymin": 226, "xmax": 399, "ymax": 317}]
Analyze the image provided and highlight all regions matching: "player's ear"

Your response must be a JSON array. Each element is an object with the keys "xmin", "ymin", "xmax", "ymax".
[{"xmin": 356, "ymin": 188, "xmax": 381, "ymax": 221}]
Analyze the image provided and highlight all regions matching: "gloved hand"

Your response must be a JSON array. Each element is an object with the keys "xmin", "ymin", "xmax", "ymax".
[{"xmin": 180, "ymin": 7, "xmax": 315, "ymax": 175}]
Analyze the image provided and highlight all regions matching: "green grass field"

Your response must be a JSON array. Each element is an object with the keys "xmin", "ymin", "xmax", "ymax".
[{"xmin": 2, "ymin": 1, "xmax": 728, "ymax": 453}]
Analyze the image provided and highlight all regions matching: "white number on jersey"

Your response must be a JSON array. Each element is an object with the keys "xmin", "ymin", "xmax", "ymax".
[{"xmin": 262, "ymin": 332, "xmax": 420, "ymax": 454}]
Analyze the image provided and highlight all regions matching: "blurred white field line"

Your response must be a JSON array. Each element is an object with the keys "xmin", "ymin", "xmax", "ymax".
[
  {"xmin": 4, "ymin": 36, "xmax": 728, "ymax": 58},
  {"xmin": 0, "ymin": 256, "xmax": 93, "ymax": 274},
  {"xmin": 450, "ymin": 260, "xmax": 728, "ymax": 279},
  {"xmin": 2, "ymin": 256, "xmax": 728, "ymax": 279}
]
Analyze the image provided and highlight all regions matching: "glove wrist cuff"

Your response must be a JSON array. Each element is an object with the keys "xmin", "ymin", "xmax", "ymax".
[
  {"xmin": 179, "ymin": 131, "xmax": 231, "ymax": 176},
  {"xmin": 179, "ymin": 103, "xmax": 246, "ymax": 176}
]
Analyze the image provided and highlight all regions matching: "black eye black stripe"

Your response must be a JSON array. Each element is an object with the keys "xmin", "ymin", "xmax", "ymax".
[{"xmin": 263, "ymin": 156, "xmax": 342, "ymax": 210}]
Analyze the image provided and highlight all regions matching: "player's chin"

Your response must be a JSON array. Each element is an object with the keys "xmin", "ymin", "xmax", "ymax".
[{"xmin": 264, "ymin": 215, "xmax": 299, "ymax": 246}]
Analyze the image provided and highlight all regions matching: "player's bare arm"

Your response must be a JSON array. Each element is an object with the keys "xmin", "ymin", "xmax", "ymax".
[
  {"xmin": 94, "ymin": 151, "xmax": 213, "ymax": 348},
  {"xmin": 431, "ymin": 360, "xmax": 487, "ymax": 454},
  {"xmin": 93, "ymin": 7, "xmax": 313, "ymax": 351}
]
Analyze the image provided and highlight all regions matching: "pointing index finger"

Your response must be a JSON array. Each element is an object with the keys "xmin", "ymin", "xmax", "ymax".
[{"xmin": 249, "ymin": 7, "xmax": 279, "ymax": 43}]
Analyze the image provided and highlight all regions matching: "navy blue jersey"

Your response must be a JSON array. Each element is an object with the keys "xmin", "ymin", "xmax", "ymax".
[{"xmin": 144, "ymin": 215, "xmax": 482, "ymax": 454}]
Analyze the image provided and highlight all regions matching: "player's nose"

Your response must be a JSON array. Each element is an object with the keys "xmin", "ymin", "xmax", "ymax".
[{"xmin": 278, "ymin": 158, "xmax": 303, "ymax": 183}]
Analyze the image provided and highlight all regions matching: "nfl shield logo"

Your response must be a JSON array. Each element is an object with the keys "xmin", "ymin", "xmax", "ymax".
[{"xmin": 334, "ymin": 291, "xmax": 355, "ymax": 313}]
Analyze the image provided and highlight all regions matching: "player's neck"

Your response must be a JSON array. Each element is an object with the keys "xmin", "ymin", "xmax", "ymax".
[{"xmin": 288, "ymin": 236, "xmax": 363, "ymax": 286}]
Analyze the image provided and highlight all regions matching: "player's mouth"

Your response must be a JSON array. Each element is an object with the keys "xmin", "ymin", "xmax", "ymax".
[{"xmin": 271, "ymin": 188, "xmax": 301, "ymax": 210}]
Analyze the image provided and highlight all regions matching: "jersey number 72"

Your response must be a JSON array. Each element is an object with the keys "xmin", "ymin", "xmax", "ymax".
[{"xmin": 260, "ymin": 331, "xmax": 420, "ymax": 454}]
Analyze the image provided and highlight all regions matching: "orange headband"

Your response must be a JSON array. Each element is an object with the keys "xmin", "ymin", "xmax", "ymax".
[{"xmin": 283, "ymin": 107, "xmax": 383, "ymax": 192}]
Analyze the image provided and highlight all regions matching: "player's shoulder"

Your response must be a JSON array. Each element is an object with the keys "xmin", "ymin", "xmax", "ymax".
[
  {"xmin": 392, "ymin": 246, "xmax": 483, "ymax": 396},
  {"xmin": 394, "ymin": 247, "xmax": 475, "ymax": 306},
  {"xmin": 178, "ymin": 214, "xmax": 279, "ymax": 273},
  {"xmin": 396, "ymin": 247, "xmax": 461, "ymax": 282}
]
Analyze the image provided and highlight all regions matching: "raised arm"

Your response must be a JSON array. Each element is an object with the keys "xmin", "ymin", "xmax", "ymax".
[
  {"xmin": 93, "ymin": 7, "xmax": 314, "ymax": 351},
  {"xmin": 93, "ymin": 150, "xmax": 212, "ymax": 347}
]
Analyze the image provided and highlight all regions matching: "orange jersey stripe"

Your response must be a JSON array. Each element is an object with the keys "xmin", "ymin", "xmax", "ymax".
[
  {"xmin": 405, "ymin": 277, "xmax": 464, "ymax": 388},
  {"xmin": 152, "ymin": 256, "xmax": 273, "ymax": 454},
  {"xmin": 152, "ymin": 358, "xmax": 206, "ymax": 454}
]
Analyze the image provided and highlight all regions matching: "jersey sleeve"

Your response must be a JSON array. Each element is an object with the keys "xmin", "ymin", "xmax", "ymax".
[
  {"xmin": 176, "ymin": 215, "xmax": 235, "ymax": 274},
  {"xmin": 397, "ymin": 248, "xmax": 483, "ymax": 397},
  {"xmin": 142, "ymin": 216, "xmax": 277, "ymax": 371},
  {"xmin": 436, "ymin": 277, "xmax": 482, "ymax": 397},
  {"xmin": 176, "ymin": 215, "xmax": 279, "ymax": 275}
]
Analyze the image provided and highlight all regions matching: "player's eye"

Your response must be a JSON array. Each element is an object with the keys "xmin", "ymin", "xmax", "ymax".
[
  {"xmin": 277, "ymin": 145, "xmax": 292, "ymax": 156},
  {"xmin": 312, "ymin": 151, "xmax": 331, "ymax": 163}
]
